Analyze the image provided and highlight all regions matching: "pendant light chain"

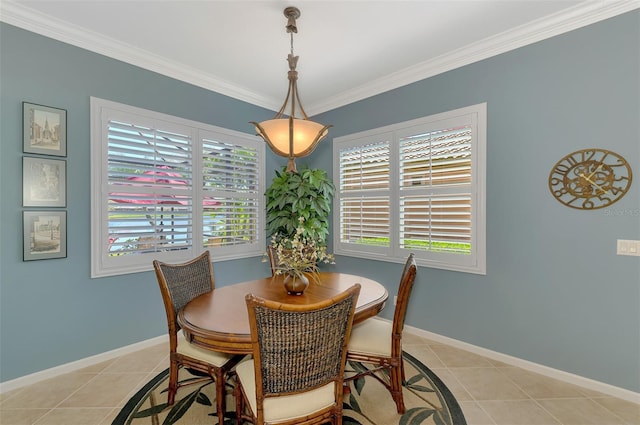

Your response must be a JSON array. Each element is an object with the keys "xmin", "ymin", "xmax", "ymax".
[{"xmin": 290, "ymin": 31, "xmax": 294, "ymax": 57}]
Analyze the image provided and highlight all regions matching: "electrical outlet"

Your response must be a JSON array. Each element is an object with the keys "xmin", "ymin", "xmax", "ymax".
[{"xmin": 617, "ymin": 239, "xmax": 640, "ymax": 256}]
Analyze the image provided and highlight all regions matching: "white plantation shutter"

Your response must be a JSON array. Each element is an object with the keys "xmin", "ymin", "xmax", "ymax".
[
  {"xmin": 399, "ymin": 126, "xmax": 472, "ymax": 254},
  {"xmin": 334, "ymin": 104, "xmax": 486, "ymax": 274},
  {"xmin": 340, "ymin": 141, "xmax": 390, "ymax": 191},
  {"xmin": 91, "ymin": 98, "xmax": 264, "ymax": 277},
  {"xmin": 201, "ymin": 135, "xmax": 260, "ymax": 250},
  {"xmin": 340, "ymin": 197, "xmax": 391, "ymax": 246},
  {"xmin": 338, "ymin": 141, "xmax": 390, "ymax": 246},
  {"xmin": 107, "ymin": 120, "xmax": 194, "ymax": 255},
  {"xmin": 399, "ymin": 194, "xmax": 472, "ymax": 253}
]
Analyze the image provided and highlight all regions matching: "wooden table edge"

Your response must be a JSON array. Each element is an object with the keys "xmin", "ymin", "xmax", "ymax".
[{"xmin": 178, "ymin": 272, "xmax": 388, "ymax": 354}]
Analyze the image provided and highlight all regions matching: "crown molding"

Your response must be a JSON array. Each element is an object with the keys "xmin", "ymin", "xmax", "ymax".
[
  {"xmin": 2, "ymin": 1, "xmax": 638, "ymax": 115},
  {"xmin": 0, "ymin": 1, "xmax": 278, "ymax": 110},
  {"xmin": 306, "ymin": 0, "xmax": 640, "ymax": 115}
]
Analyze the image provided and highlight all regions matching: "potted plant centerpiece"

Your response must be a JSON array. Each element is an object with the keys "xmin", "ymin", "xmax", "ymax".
[{"xmin": 265, "ymin": 166, "xmax": 336, "ymax": 294}]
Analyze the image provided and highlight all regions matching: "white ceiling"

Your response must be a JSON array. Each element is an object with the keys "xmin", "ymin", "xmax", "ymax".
[{"xmin": 1, "ymin": 1, "xmax": 636, "ymax": 115}]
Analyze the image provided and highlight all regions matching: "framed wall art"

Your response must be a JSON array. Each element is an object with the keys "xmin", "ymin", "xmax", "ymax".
[
  {"xmin": 23, "ymin": 102, "xmax": 67, "ymax": 157},
  {"xmin": 23, "ymin": 210, "xmax": 67, "ymax": 261},
  {"xmin": 23, "ymin": 156, "xmax": 66, "ymax": 207}
]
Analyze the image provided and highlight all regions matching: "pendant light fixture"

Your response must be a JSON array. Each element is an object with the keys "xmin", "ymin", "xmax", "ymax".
[{"xmin": 251, "ymin": 6, "xmax": 331, "ymax": 173}]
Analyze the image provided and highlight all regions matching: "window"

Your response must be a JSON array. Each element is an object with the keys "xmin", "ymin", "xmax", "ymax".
[
  {"xmin": 90, "ymin": 98, "xmax": 265, "ymax": 277},
  {"xmin": 333, "ymin": 104, "xmax": 486, "ymax": 274}
]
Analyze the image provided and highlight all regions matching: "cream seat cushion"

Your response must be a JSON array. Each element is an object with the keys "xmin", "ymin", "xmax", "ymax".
[
  {"xmin": 176, "ymin": 331, "xmax": 234, "ymax": 366},
  {"xmin": 347, "ymin": 318, "xmax": 392, "ymax": 357},
  {"xmin": 236, "ymin": 358, "xmax": 336, "ymax": 423}
]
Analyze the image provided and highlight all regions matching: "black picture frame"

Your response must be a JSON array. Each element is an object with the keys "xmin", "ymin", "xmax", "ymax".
[
  {"xmin": 23, "ymin": 102, "xmax": 67, "ymax": 157},
  {"xmin": 22, "ymin": 156, "xmax": 66, "ymax": 207},
  {"xmin": 23, "ymin": 210, "xmax": 67, "ymax": 261}
]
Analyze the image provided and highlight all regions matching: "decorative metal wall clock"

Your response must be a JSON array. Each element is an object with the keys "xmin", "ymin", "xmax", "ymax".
[{"xmin": 548, "ymin": 148, "xmax": 632, "ymax": 210}]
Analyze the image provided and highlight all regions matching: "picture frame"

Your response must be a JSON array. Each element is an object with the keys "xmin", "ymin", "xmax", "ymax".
[
  {"xmin": 23, "ymin": 211, "xmax": 67, "ymax": 261},
  {"xmin": 23, "ymin": 156, "xmax": 66, "ymax": 207},
  {"xmin": 23, "ymin": 102, "xmax": 67, "ymax": 157}
]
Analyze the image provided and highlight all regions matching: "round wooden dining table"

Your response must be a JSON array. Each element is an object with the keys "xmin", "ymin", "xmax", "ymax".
[{"xmin": 177, "ymin": 272, "xmax": 388, "ymax": 354}]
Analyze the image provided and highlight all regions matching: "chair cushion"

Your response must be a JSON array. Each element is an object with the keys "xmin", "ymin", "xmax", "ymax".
[
  {"xmin": 347, "ymin": 318, "xmax": 392, "ymax": 357},
  {"xmin": 236, "ymin": 358, "xmax": 336, "ymax": 423},
  {"xmin": 176, "ymin": 332, "xmax": 235, "ymax": 367}
]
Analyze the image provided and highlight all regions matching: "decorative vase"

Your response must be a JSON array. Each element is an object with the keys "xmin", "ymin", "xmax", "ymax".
[{"xmin": 283, "ymin": 272, "xmax": 309, "ymax": 295}]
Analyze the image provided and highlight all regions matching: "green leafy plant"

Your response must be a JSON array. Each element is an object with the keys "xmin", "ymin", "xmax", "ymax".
[{"xmin": 265, "ymin": 166, "xmax": 335, "ymax": 246}]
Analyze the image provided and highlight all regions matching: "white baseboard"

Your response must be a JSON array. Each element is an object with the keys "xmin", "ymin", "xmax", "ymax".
[
  {"xmin": 0, "ymin": 335, "xmax": 168, "ymax": 394},
  {"xmin": 404, "ymin": 323, "xmax": 640, "ymax": 404},
  {"xmin": 2, "ymin": 326, "xmax": 639, "ymax": 405}
]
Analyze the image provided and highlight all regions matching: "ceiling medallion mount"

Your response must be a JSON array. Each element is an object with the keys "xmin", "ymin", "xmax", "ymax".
[
  {"xmin": 251, "ymin": 6, "xmax": 331, "ymax": 173},
  {"xmin": 284, "ymin": 6, "xmax": 301, "ymax": 29}
]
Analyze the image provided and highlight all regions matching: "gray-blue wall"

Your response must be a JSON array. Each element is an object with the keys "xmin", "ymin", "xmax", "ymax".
[
  {"xmin": 0, "ymin": 23, "xmax": 279, "ymax": 382},
  {"xmin": 1, "ymin": 11, "xmax": 638, "ymax": 392}
]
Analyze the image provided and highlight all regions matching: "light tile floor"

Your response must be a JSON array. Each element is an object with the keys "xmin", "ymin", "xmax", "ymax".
[{"xmin": 1, "ymin": 333, "xmax": 638, "ymax": 425}]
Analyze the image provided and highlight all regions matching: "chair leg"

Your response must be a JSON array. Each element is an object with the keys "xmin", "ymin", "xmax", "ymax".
[
  {"xmin": 390, "ymin": 365, "xmax": 405, "ymax": 414},
  {"xmin": 215, "ymin": 370, "xmax": 226, "ymax": 425},
  {"xmin": 167, "ymin": 360, "xmax": 179, "ymax": 405},
  {"xmin": 234, "ymin": 379, "xmax": 244, "ymax": 425}
]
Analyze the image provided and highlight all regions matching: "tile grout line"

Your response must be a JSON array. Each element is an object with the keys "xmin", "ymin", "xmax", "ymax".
[
  {"xmin": 494, "ymin": 365, "xmax": 564, "ymax": 425},
  {"xmin": 422, "ymin": 342, "xmax": 499, "ymax": 425}
]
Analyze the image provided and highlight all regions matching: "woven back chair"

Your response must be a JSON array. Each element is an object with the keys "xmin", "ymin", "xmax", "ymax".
[
  {"xmin": 344, "ymin": 253, "xmax": 417, "ymax": 414},
  {"xmin": 266, "ymin": 245, "xmax": 278, "ymax": 276},
  {"xmin": 234, "ymin": 284, "xmax": 361, "ymax": 425},
  {"xmin": 153, "ymin": 251, "xmax": 243, "ymax": 424}
]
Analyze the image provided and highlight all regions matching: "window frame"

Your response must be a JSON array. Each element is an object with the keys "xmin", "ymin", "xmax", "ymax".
[
  {"xmin": 90, "ymin": 97, "xmax": 265, "ymax": 278},
  {"xmin": 333, "ymin": 103, "xmax": 486, "ymax": 275}
]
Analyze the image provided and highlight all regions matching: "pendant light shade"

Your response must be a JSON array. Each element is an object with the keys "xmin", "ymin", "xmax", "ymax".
[
  {"xmin": 251, "ymin": 6, "xmax": 331, "ymax": 173},
  {"xmin": 254, "ymin": 118, "xmax": 329, "ymax": 156}
]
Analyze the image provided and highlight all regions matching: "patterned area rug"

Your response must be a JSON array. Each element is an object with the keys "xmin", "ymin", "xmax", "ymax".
[{"xmin": 113, "ymin": 352, "xmax": 466, "ymax": 425}]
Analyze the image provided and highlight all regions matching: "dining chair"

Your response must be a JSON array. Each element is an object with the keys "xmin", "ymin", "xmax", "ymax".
[
  {"xmin": 344, "ymin": 253, "xmax": 417, "ymax": 414},
  {"xmin": 266, "ymin": 245, "xmax": 278, "ymax": 276},
  {"xmin": 153, "ymin": 251, "xmax": 244, "ymax": 424},
  {"xmin": 234, "ymin": 284, "xmax": 361, "ymax": 425}
]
